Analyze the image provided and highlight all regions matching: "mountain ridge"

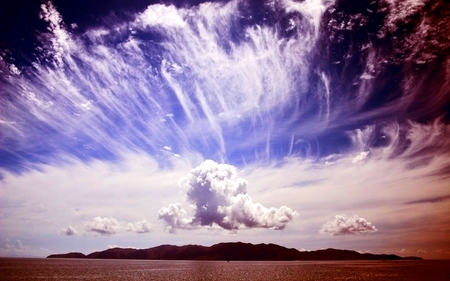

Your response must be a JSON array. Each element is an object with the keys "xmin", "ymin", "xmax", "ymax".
[{"xmin": 47, "ymin": 242, "xmax": 423, "ymax": 261}]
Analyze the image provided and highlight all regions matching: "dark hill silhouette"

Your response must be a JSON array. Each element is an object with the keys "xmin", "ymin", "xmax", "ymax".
[
  {"xmin": 47, "ymin": 242, "xmax": 422, "ymax": 261},
  {"xmin": 47, "ymin": 252, "xmax": 86, "ymax": 258}
]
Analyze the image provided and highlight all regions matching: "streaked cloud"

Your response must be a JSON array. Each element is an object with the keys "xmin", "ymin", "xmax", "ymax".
[
  {"xmin": 39, "ymin": 1, "xmax": 72, "ymax": 65},
  {"xmin": 405, "ymin": 195, "xmax": 450, "ymax": 205}
]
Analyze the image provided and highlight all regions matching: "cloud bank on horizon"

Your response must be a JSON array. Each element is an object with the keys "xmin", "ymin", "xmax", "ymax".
[{"xmin": 0, "ymin": 0, "xmax": 449, "ymax": 258}]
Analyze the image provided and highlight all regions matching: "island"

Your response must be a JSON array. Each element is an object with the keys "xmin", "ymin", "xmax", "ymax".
[{"xmin": 47, "ymin": 242, "xmax": 422, "ymax": 261}]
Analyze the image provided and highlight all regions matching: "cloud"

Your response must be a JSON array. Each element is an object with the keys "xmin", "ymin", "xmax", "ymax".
[
  {"xmin": 417, "ymin": 249, "xmax": 428, "ymax": 255},
  {"xmin": 0, "ymin": 0, "xmax": 449, "ymax": 258},
  {"xmin": 84, "ymin": 217, "xmax": 153, "ymax": 235},
  {"xmin": 39, "ymin": 1, "xmax": 72, "ymax": 65},
  {"xmin": 320, "ymin": 214, "xmax": 377, "ymax": 236},
  {"xmin": 107, "ymin": 244, "xmax": 137, "ymax": 249},
  {"xmin": 126, "ymin": 219, "xmax": 152, "ymax": 234},
  {"xmin": 406, "ymin": 195, "xmax": 450, "ymax": 205},
  {"xmin": 158, "ymin": 203, "xmax": 191, "ymax": 233},
  {"xmin": 1, "ymin": 239, "xmax": 26, "ymax": 251},
  {"xmin": 0, "ymin": 239, "xmax": 28, "ymax": 257},
  {"xmin": 59, "ymin": 225, "xmax": 78, "ymax": 236},
  {"xmin": 352, "ymin": 151, "xmax": 369, "ymax": 164},
  {"xmin": 158, "ymin": 160, "xmax": 297, "ymax": 232},
  {"xmin": 0, "ymin": 239, "xmax": 51, "ymax": 258},
  {"xmin": 136, "ymin": 4, "xmax": 186, "ymax": 28},
  {"xmin": 85, "ymin": 217, "xmax": 120, "ymax": 236}
]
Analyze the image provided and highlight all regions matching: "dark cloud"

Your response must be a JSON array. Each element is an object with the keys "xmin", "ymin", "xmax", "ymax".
[
  {"xmin": 159, "ymin": 160, "xmax": 297, "ymax": 232},
  {"xmin": 320, "ymin": 214, "xmax": 377, "ymax": 236}
]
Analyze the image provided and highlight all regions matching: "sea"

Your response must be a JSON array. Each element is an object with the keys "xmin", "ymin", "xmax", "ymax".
[{"xmin": 1, "ymin": 259, "xmax": 449, "ymax": 281}]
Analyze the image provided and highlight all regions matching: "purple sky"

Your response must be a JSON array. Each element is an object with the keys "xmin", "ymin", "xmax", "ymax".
[{"xmin": 0, "ymin": 0, "xmax": 449, "ymax": 259}]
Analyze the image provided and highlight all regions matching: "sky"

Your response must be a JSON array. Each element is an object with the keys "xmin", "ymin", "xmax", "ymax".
[{"xmin": 0, "ymin": 0, "xmax": 449, "ymax": 259}]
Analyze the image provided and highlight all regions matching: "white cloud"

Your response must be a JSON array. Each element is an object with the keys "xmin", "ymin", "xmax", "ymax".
[
  {"xmin": 158, "ymin": 203, "xmax": 192, "ymax": 233},
  {"xmin": 107, "ymin": 244, "xmax": 137, "ymax": 249},
  {"xmin": 320, "ymin": 214, "xmax": 377, "ymax": 236},
  {"xmin": 85, "ymin": 217, "xmax": 153, "ymax": 235},
  {"xmin": 281, "ymin": 0, "xmax": 330, "ymax": 38},
  {"xmin": 85, "ymin": 217, "xmax": 120, "ymax": 236},
  {"xmin": 39, "ymin": 1, "xmax": 71, "ymax": 65},
  {"xmin": 159, "ymin": 160, "xmax": 297, "ymax": 232},
  {"xmin": 136, "ymin": 4, "xmax": 186, "ymax": 28},
  {"xmin": 9, "ymin": 64, "xmax": 21, "ymax": 75},
  {"xmin": 126, "ymin": 219, "xmax": 152, "ymax": 234},
  {"xmin": 352, "ymin": 151, "xmax": 369, "ymax": 164}
]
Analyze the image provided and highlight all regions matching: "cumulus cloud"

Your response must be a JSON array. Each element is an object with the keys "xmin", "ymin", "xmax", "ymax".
[
  {"xmin": 158, "ymin": 203, "xmax": 191, "ymax": 233},
  {"xmin": 158, "ymin": 160, "xmax": 297, "ymax": 232},
  {"xmin": 0, "ymin": 239, "xmax": 28, "ymax": 257},
  {"xmin": 59, "ymin": 225, "xmax": 78, "ymax": 236},
  {"xmin": 1, "ymin": 239, "xmax": 26, "ymax": 251},
  {"xmin": 320, "ymin": 214, "xmax": 377, "ymax": 236},
  {"xmin": 84, "ymin": 217, "xmax": 153, "ymax": 235},
  {"xmin": 85, "ymin": 217, "xmax": 120, "ymax": 236},
  {"xmin": 0, "ymin": 239, "xmax": 50, "ymax": 257},
  {"xmin": 136, "ymin": 4, "xmax": 186, "ymax": 28},
  {"xmin": 126, "ymin": 219, "xmax": 152, "ymax": 234}
]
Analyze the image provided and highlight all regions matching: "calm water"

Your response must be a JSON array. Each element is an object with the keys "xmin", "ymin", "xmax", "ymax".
[{"xmin": 1, "ymin": 259, "xmax": 449, "ymax": 281}]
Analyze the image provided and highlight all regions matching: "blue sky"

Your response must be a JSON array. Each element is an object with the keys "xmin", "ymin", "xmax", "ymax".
[{"xmin": 1, "ymin": 0, "xmax": 449, "ymax": 259}]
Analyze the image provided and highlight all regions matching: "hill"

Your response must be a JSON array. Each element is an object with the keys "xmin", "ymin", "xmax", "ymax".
[{"xmin": 47, "ymin": 242, "xmax": 422, "ymax": 261}]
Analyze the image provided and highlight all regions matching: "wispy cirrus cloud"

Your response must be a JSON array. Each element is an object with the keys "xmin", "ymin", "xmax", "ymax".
[
  {"xmin": 38, "ymin": 1, "xmax": 72, "ymax": 65},
  {"xmin": 405, "ymin": 195, "xmax": 450, "ymax": 205}
]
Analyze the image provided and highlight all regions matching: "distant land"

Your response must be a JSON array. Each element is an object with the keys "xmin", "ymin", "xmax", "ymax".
[{"xmin": 47, "ymin": 242, "xmax": 422, "ymax": 261}]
